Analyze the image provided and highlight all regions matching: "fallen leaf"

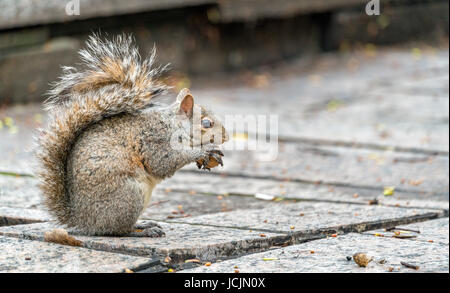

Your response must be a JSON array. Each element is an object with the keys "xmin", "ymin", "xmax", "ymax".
[{"xmin": 383, "ymin": 186, "xmax": 395, "ymax": 196}]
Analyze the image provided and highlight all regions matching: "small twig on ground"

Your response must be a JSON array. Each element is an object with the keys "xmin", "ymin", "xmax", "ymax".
[
  {"xmin": 149, "ymin": 200, "xmax": 170, "ymax": 207},
  {"xmin": 392, "ymin": 235, "xmax": 417, "ymax": 239},
  {"xmin": 386, "ymin": 227, "xmax": 421, "ymax": 233},
  {"xmin": 401, "ymin": 261, "xmax": 420, "ymax": 270}
]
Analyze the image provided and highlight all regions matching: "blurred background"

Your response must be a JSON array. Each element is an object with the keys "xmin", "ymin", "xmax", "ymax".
[
  {"xmin": 0, "ymin": 0, "xmax": 448, "ymax": 104},
  {"xmin": 0, "ymin": 0, "xmax": 448, "ymax": 177}
]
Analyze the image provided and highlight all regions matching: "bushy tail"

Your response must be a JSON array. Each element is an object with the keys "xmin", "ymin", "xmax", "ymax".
[{"xmin": 37, "ymin": 34, "xmax": 169, "ymax": 225}]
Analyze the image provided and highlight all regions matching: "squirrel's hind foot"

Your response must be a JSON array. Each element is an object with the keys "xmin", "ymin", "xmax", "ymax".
[
  {"xmin": 129, "ymin": 226, "xmax": 166, "ymax": 238},
  {"xmin": 129, "ymin": 221, "xmax": 165, "ymax": 237},
  {"xmin": 134, "ymin": 220, "xmax": 163, "ymax": 230}
]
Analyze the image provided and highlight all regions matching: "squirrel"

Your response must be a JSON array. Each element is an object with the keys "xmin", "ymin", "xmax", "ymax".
[{"xmin": 36, "ymin": 34, "xmax": 229, "ymax": 237}]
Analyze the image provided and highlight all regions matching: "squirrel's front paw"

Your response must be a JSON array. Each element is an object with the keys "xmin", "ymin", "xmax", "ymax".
[{"xmin": 196, "ymin": 149, "xmax": 224, "ymax": 171}]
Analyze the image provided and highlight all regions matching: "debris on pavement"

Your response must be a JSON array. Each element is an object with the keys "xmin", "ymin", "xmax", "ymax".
[{"xmin": 353, "ymin": 253, "xmax": 373, "ymax": 267}]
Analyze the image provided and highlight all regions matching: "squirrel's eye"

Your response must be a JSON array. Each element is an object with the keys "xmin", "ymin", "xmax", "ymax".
[{"xmin": 202, "ymin": 119, "xmax": 213, "ymax": 128}]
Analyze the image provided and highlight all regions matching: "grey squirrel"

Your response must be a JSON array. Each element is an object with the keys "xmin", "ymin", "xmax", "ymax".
[{"xmin": 37, "ymin": 34, "xmax": 229, "ymax": 237}]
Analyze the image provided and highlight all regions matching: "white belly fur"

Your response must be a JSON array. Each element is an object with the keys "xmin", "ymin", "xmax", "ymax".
[{"xmin": 137, "ymin": 174, "xmax": 161, "ymax": 211}]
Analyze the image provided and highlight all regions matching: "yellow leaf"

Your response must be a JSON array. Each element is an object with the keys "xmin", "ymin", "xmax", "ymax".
[
  {"xmin": 384, "ymin": 186, "xmax": 395, "ymax": 196},
  {"xmin": 262, "ymin": 258, "xmax": 278, "ymax": 261},
  {"xmin": 4, "ymin": 117, "xmax": 13, "ymax": 127}
]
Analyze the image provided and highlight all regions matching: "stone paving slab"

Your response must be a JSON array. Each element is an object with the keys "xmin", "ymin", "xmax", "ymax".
[
  {"xmin": 0, "ymin": 175, "xmax": 42, "ymax": 209},
  {"xmin": 0, "ymin": 206, "xmax": 50, "ymax": 226},
  {"xmin": 0, "ymin": 236, "xmax": 155, "ymax": 273},
  {"xmin": 0, "ymin": 221, "xmax": 286, "ymax": 263},
  {"xmin": 196, "ymin": 49, "xmax": 450, "ymax": 152},
  {"xmin": 363, "ymin": 218, "xmax": 449, "ymax": 245},
  {"xmin": 374, "ymin": 73, "xmax": 449, "ymax": 97},
  {"xmin": 169, "ymin": 201, "xmax": 444, "ymax": 233},
  {"xmin": 197, "ymin": 144, "xmax": 449, "ymax": 195},
  {"xmin": 0, "ymin": 103, "xmax": 41, "ymax": 175},
  {"xmin": 183, "ymin": 218, "xmax": 449, "ymax": 273},
  {"xmin": 203, "ymin": 92, "xmax": 449, "ymax": 154},
  {"xmin": 165, "ymin": 172, "xmax": 450, "ymax": 205},
  {"xmin": 141, "ymin": 191, "xmax": 281, "ymax": 221},
  {"xmin": 182, "ymin": 231, "xmax": 449, "ymax": 273}
]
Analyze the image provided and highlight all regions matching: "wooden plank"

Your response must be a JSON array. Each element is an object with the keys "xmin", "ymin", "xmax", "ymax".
[
  {"xmin": 0, "ymin": 0, "xmax": 215, "ymax": 30},
  {"xmin": 219, "ymin": 0, "xmax": 367, "ymax": 21}
]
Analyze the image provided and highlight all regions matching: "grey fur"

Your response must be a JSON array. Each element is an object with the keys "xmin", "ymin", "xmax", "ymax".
[{"xmin": 37, "ymin": 34, "xmax": 228, "ymax": 236}]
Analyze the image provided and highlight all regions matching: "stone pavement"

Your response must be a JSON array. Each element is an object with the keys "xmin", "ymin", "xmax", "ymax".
[{"xmin": 0, "ymin": 45, "xmax": 448, "ymax": 273}]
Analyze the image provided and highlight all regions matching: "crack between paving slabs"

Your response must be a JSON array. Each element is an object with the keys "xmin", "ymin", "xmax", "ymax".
[
  {"xmin": 167, "ymin": 188, "xmax": 449, "ymax": 211},
  {"xmin": 241, "ymin": 132, "xmax": 450, "ymax": 157},
  {"xmin": 155, "ymin": 211, "xmax": 445, "ymax": 236},
  {"xmin": 178, "ymin": 170, "xmax": 446, "ymax": 196}
]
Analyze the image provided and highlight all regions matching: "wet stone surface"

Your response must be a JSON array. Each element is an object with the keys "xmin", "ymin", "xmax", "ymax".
[
  {"xmin": 0, "ymin": 206, "xmax": 51, "ymax": 226},
  {"xmin": 363, "ymin": 218, "xmax": 449, "ymax": 245},
  {"xmin": 184, "ymin": 219, "xmax": 449, "ymax": 273},
  {"xmin": 184, "ymin": 144, "xmax": 449, "ymax": 196},
  {"xmin": 169, "ymin": 201, "xmax": 443, "ymax": 233},
  {"xmin": 0, "ymin": 175, "xmax": 42, "ymax": 209},
  {"xmin": 0, "ymin": 236, "xmax": 155, "ymax": 273},
  {"xmin": 0, "ymin": 221, "xmax": 286, "ymax": 263}
]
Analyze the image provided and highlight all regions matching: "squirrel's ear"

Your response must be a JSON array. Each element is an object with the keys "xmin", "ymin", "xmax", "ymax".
[{"xmin": 177, "ymin": 89, "xmax": 194, "ymax": 118}]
